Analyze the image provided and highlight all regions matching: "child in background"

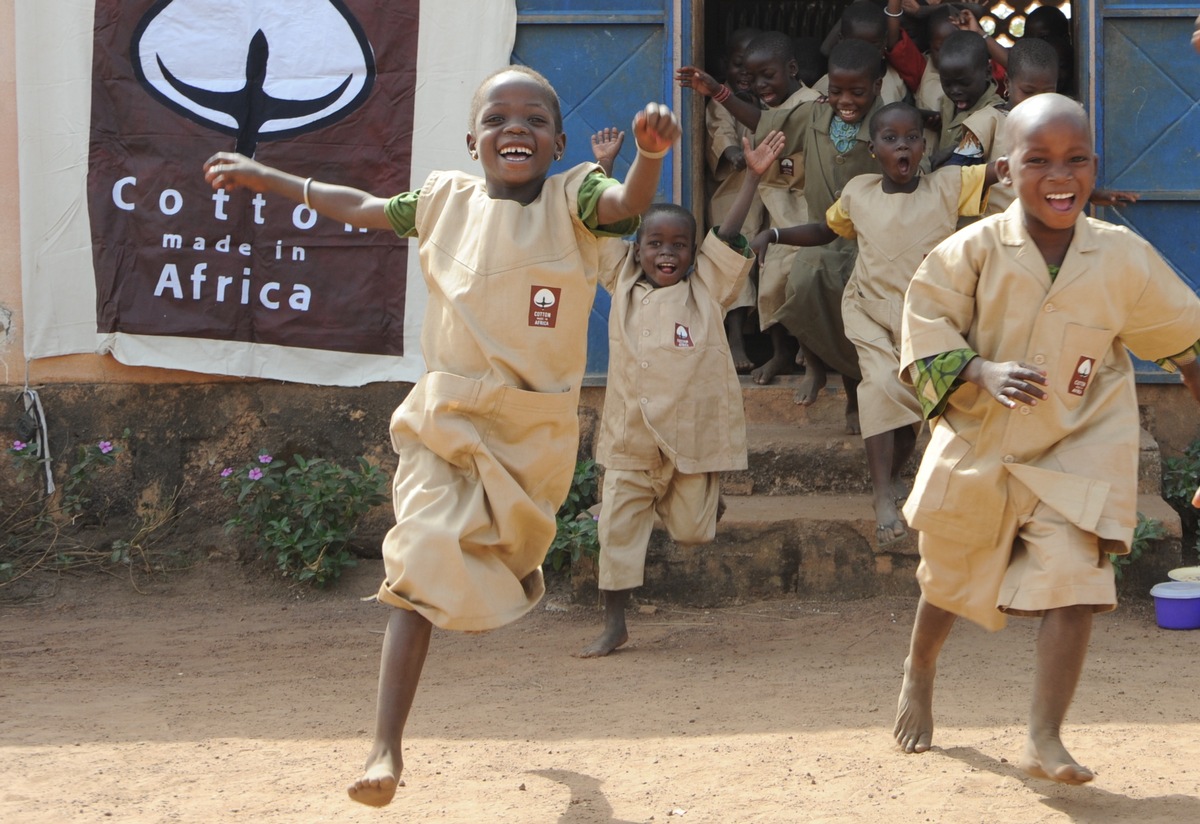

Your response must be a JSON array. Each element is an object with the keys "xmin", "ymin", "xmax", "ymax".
[
  {"xmin": 894, "ymin": 93, "xmax": 1200, "ymax": 783},
  {"xmin": 1023, "ymin": 5, "xmax": 1075, "ymax": 94},
  {"xmin": 752, "ymin": 102, "xmax": 994, "ymax": 544},
  {"xmin": 580, "ymin": 131, "xmax": 787, "ymax": 657},
  {"xmin": 794, "ymin": 35, "xmax": 828, "ymax": 89},
  {"xmin": 678, "ymin": 32, "xmax": 822, "ymax": 386},
  {"xmin": 932, "ymin": 30, "xmax": 1006, "ymax": 169},
  {"xmin": 747, "ymin": 39, "xmax": 889, "ymax": 432},
  {"xmin": 204, "ymin": 66, "xmax": 680, "ymax": 807},
  {"xmin": 705, "ymin": 26, "xmax": 765, "ymax": 373},
  {"xmin": 812, "ymin": 1, "xmax": 911, "ymax": 105}
]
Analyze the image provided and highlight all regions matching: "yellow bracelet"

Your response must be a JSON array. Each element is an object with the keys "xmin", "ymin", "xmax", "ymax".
[{"xmin": 636, "ymin": 143, "xmax": 670, "ymax": 160}]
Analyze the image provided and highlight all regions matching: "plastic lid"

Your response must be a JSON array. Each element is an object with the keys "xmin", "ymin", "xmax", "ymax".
[
  {"xmin": 1150, "ymin": 581, "xmax": 1200, "ymax": 599},
  {"xmin": 1168, "ymin": 566, "xmax": 1200, "ymax": 583}
]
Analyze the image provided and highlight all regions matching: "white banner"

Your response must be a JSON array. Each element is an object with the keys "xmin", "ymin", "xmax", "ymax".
[{"xmin": 16, "ymin": 0, "xmax": 516, "ymax": 386}]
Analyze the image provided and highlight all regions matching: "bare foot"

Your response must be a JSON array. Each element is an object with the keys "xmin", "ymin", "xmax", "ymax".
[
  {"xmin": 845, "ymin": 408, "xmax": 861, "ymax": 435},
  {"xmin": 730, "ymin": 345, "xmax": 755, "ymax": 375},
  {"xmin": 792, "ymin": 370, "xmax": 826, "ymax": 405},
  {"xmin": 579, "ymin": 626, "xmax": 629, "ymax": 658},
  {"xmin": 891, "ymin": 477, "xmax": 911, "ymax": 504},
  {"xmin": 874, "ymin": 496, "xmax": 906, "ymax": 547},
  {"xmin": 752, "ymin": 351, "xmax": 796, "ymax": 385},
  {"xmin": 348, "ymin": 747, "xmax": 403, "ymax": 807},
  {"xmin": 1019, "ymin": 736, "xmax": 1094, "ymax": 784},
  {"xmin": 895, "ymin": 656, "xmax": 935, "ymax": 754}
]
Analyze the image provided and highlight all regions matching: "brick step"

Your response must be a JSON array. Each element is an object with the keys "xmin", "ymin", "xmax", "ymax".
[{"xmin": 571, "ymin": 492, "xmax": 1183, "ymax": 607}]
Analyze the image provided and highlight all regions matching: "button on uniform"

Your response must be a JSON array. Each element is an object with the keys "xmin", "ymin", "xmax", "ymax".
[
  {"xmin": 1019, "ymin": 406, "xmax": 1031, "ymax": 416},
  {"xmin": 1044, "ymin": 303, "xmax": 1055, "ymax": 313},
  {"xmin": 1033, "ymin": 354, "xmax": 1045, "ymax": 365},
  {"xmin": 1003, "ymin": 454, "xmax": 1015, "ymax": 463}
]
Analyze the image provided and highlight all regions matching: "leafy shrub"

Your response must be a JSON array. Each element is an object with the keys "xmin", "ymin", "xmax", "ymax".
[
  {"xmin": 219, "ymin": 452, "xmax": 388, "ymax": 587},
  {"xmin": 545, "ymin": 459, "xmax": 601, "ymax": 571},
  {"xmin": 1110, "ymin": 513, "xmax": 1166, "ymax": 581},
  {"xmin": 1162, "ymin": 438, "xmax": 1200, "ymax": 563}
]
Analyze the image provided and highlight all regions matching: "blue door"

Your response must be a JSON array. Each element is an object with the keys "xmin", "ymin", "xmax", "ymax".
[
  {"xmin": 1083, "ymin": 3, "xmax": 1200, "ymax": 379},
  {"xmin": 513, "ymin": 0, "xmax": 685, "ymax": 376}
]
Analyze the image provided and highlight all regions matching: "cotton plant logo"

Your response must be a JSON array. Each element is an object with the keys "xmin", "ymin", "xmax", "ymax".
[{"xmin": 130, "ymin": 0, "xmax": 376, "ymax": 156}]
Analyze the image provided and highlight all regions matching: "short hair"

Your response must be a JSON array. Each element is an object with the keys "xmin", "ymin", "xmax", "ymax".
[
  {"xmin": 939, "ymin": 30, "xmax": 990, "ymax": 71},
  {"xmin": 925, "ymin": 6, "xmax": 958, "ymax": 38},
  {"xmin": 1007, "ymin": 37, "xmax": 1059, "ymax": 83},
  {"xmin": 468, "ymin": 65, "xmax": 563, "ymax": 132},
  {"xmin": 828, "ymin": 38, "xmax": 883, "ymax": 82},
  {"xmin": 727, "ymin": 26, "xmax": 760, "ymax": 52},
  {"xmin": 869, "ymin": 101, "xmax": 923, "ymax": 139},
  {"xmin": 637, "ymin": 203, "xmax": 697, "ymax": 241},
  {"xmin": 745, "ymin": 31, "xmax": 797, "ymax": 65},
  {"xmin": 1026, "ymin": 6, "xmax": 1070, "ymax": 41},
  {"xmin": 840, "ymin": 1, "xmax": 887, "ymax": 41}
]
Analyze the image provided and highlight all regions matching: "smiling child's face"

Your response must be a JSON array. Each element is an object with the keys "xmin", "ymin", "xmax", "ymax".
[
  {"xmin": 826, "ymin": 65, "xmax": 880, "ymax": 124},
  {"xmin": 635, "ymin": 213, "xmax": 696, "ymax": 288},
  {"xmin": 727, "ymin": 35, "xmax": 756, "ymax": 93},
  {"xmin": 744, "ymin": 50, "xmax": 799, "ymax": 108},
  {"xmin": 466, "ymin": 72, "xmax": 565, "ymax": 202},
  {"xmin": 1000, "ymin": 98, "xmax": 1097, "ymax": 237},
  {"xmin": 870, "ymin": 109, "xmax": 925, "ymax": 188}
]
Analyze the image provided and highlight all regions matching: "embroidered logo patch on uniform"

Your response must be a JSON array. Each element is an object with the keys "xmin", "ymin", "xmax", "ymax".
[
  {"xmin": 1069, "ymin": 356, "xmax": 1093, "ymax": 396},
  {"xmin": 529, "ymin": 286, "xmax": 561, "ymax": 328},
  {"xmin": 674, "ymin": 323, "xmax": 694, "ymax": 348},
  {"xmin": 780, "ymin": 157, "xmax": 794, "ymax": 177}
]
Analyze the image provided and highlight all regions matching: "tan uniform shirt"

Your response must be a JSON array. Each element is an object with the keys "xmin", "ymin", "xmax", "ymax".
[
  {"xmin": 830, "ymin": 165, "xmax": 988, "ymax": 438},
  {"xmin": 379, "ymin": 164, "xmax": 613, "ymax": 631},
  {"xmin": 901, "ymin": 204, "xmax": 1200, "ymax": 551},
  {"xmin": 936, "ymin": 83, "xmax": 1007, "ymax": 159},
  {"xmin": 814, "ymin": 64, "xmax": 909, "ymax": 105},
  {"xmin": 705, "ymin": 100, "xmax": 764, "ymax": 311},
  {"xmin": 596, "ymin": 230, "xmax": 754, "ymax": 474}
]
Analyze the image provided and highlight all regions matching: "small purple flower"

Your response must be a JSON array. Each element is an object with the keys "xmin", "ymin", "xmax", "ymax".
[
  {"xmin": 98, "ymin": 441, "xmax": 113, "ymax": 454},
  {"xmin": 220, "ymin": 467, "xmax": 234, "ymax": 478},
  {"xmin": 12, "ymin": 440, "xmax": 26, "ymax": 451},
  {"xmin": 248, "ymin": 468, "xmax": 264, "ymax": 481},
  {"xmin": 258, "ymin": 454, "xmax": 273, "ymax": 464}
]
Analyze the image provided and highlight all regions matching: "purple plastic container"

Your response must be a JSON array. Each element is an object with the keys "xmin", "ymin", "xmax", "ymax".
[{"xmin": 1150, "ymin": 581, "xmax": 1200, "ymax": 630}]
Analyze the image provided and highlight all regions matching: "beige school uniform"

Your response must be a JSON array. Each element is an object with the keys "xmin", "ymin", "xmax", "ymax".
[
  {"xmin": 594, "ymin": 231, "xmax": 754, "ymax": 589},
  {"xmin": 814, "ymin": 64, "xmax": 910, "ymax": 105},
  {"xmin": 706, "ymin": 100, "xmax": 765, "ymax": 311},
  {"xmin": 915, "ymin": 60, "xmax": 944, "ymax": 151},
  {"xmin": 981, "ymin": 108, "xmax": 1015, "ymax": 215},
  {"xmin": 760, "ymin": 96, "xmax": 885, "ymax": 379},
  {"xmin": 936, "ymin": 82, "xmax": 1006, "ymax": 160},
  {"xmin": 378, "ymin": 164, "xmax": 622, "ymax": 631},
  {"xmin": 828, "ymin": 165, "xmax": 988, "ymax": 439},
  {"xmin": 755, "ymin": 85, "xmax": 824, "ymax": 329},
  {"xmin": 901, "ymin": 204, "xmax": 1200, "ymax": 630}
]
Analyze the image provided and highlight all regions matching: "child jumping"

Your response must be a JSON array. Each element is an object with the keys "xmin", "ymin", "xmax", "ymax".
[
  {"xmin": 204, "ymin": 65, "xmax": 680, "ymax": 807},
  {"xmin": 580, "ymin": 130, "xmax": 787, "ymax": 658},
  {"xmin": 752, "ymin": 102, "xmax": 994, "ymax": 546},
  {"xmin": 893, "ymin": 93, "xmax": 1200, "ymax": 783}
]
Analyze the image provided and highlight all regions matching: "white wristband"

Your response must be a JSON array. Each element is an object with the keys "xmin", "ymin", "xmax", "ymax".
[
  {"xmin": 302, "ymin": 177, "xmax": 314, "ymax": 209},
  {"xmin": 636, "ymin": 143, "xmax": 670, "ymax": 160},
  {"xmin": 772, "ymin": 227, "xmax": 780, "ymax": 244}
]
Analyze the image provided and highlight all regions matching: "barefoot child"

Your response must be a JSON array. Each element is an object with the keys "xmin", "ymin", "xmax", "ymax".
[
  {"xmin": 204, "ymin": 66, "xmax": 680, "ymax": 807},
  {"xmin": 580, "ymin": 131, "xmax": 787, "ymax": 658},
  {"xmin": 752, "ymin": 102, "xmax": 995, "ymax": 546},
  {"xmin": 678, "ymin": 31, "xmax": 822, "ymax": 386},
  {"xmin": 893, "ymin": 94, "xmax": 1200, "ymax": 782}
]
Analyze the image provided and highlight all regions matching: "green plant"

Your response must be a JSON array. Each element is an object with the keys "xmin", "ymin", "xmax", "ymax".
[
  {"xmin": 1110, "ymin": 513, "xmax": 1166, "ymax": 581},
  {"xmin": 219, "ymin": 452, "xmax": 388, "ymax": 587},
  {"xmin": 1162, "ymin": 438, "xmax": 1200, "ymax": 563},
  {"xmin": 544, "ymin": 459, "xmax": 601, "ymax": 571}
]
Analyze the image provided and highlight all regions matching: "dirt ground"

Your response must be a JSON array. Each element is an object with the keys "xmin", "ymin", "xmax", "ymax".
[{"xmin": 3, "ymin": 556, "xmax": 1199, "ymax": 824}]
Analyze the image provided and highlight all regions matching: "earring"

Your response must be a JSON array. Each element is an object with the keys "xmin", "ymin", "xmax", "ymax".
[
  {"xmin": 554, "ymin": 151, "xmax": 562, "ymax": 160},
  {"xmin": 469, "ymin": 149, "xmax": 478, "ymax": 160},
  {"xmin": 870, "ymin": 152, "xmax": 876, "ymax": 158}
]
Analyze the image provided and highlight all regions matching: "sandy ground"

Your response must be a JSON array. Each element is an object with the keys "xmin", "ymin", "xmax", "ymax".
[{"xmin": 3, "ymin": 557, "xmax": 1199, "ymax": 824}]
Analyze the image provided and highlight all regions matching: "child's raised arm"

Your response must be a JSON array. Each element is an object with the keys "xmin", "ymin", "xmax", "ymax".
[
  {"xmin": 203, "ymin": 153, "xmax": 394, "ymax": 230},
  {"xmin": 590, "ymin": 127, "xmax": 625, "ymax": 177},
  {"xmin": 676, "ymin": 66, "xmax": 764, "ymax": 130},
  {"xmin": 716, "ymin": 130, "xmax": 785, "ymax": 244},
  {"xmin": 594, "ymin": 103, "xmax": 681, "ymax": 226}
]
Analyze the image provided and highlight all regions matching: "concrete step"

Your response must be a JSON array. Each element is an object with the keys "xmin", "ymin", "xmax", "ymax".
[{"xmin": 571, "ymin": 492, "xmax": 1183, "ymax": 608}]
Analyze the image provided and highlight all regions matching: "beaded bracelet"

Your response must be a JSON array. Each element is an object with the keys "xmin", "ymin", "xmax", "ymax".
[{"xmin": 712, "ymin": 83, "xmax": 732, "ymax": 104}]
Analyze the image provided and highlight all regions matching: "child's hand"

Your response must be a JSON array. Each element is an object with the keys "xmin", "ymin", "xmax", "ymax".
[
  {"xmin": 676, "ymin": 66, "xmax": 722, "ymax": 98},
  {"xmin": 742, "ymin": 130, "xmax": 786, "ymax": 177},
  {"xmin": 591, "ymin": 127, "xmax": 625, "ymax": 166},
  {"xmin": 963, "ymin": 357, "xmax": 1048, "ymax": 409},
  {"xmin": 204, "ymin": 152, "xmax": 268, "ymax": 192},
  {"xmin": 1089, "ymin": 188, "xmax": 1139, "ymax": 207},
  {"xmin": 900, "ymin": 0, "xmax": 923, "ymax": 13},
  {"xmin": 722, "ymin": 146, "xmax": 747, "ymax": 171},
  {"xmin": 1192, "ymin": 485, "xmax": 1200, "ymax": 509},
  {"xmin": 632, "ymin": 103, "xmax": 681, "ymax": 155},
  {"xmin": 951, "ymin": 8, "xmax": 983, "ymax": 34},
  {"xmin": 750, "ymin": 229, "xmax": 774, "ymax": 266},
  {"xmin": 1193, "ymin": 14, "xmax": 1200, "ymax": 54}
]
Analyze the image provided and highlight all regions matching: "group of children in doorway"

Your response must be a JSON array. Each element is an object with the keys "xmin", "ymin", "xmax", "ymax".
[{"xmin": 200, "ymin": 2, "xmax": 1200, "ymax": 809}]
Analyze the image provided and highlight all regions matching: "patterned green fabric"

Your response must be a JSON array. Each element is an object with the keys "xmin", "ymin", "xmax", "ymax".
[
  {"xmin": 913, "ymin": 348, "xmax": 976, "ymax": 419},
  {"xmin": 1047, "ymin": 263, "xmax": 1060, "ymax": 281},
  {"xmin": 829, "ymin": 116, "xmax": 861, "ymax": 154},
  {"xmin": 1158, "ymin": 340, "xmax": 1200, "ymax": 372}
]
